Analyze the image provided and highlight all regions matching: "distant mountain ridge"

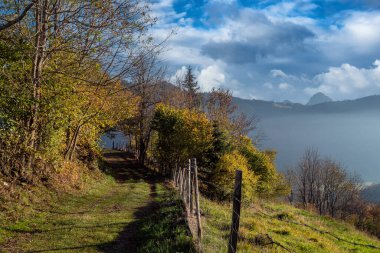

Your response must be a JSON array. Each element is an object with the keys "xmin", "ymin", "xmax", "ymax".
[
  {"xmin": 307, "ymin": 92, "xmax": 333, "ymax": 105},
  {"xmin": 231, "ymin": 94, "xmax": 380, "ymax": 184},
  {"xmin": 362, "ymin": 184, "xmax": 380, "ymax": 204},
  {"xmin": 233, "ymin": 94, "xmax": 380, "ymax": 118}
]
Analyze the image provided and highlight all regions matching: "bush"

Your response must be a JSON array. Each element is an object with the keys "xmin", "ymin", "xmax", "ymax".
[
  {"xmin": 212, "ymin": 150, "xmax": 257, "ymax": 202},
  {"xmin": 238, "ymin": 136, "xmax": 290, "ymax": 197}
]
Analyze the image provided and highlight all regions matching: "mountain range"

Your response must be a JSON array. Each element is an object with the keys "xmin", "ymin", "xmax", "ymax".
[
  {"xmin": 233, "ymin": 93, "xmax": 380, "ymax": 197},
  {"xmin": 361, "ymin": 183, "xmax": 380, "ymax": 204}
]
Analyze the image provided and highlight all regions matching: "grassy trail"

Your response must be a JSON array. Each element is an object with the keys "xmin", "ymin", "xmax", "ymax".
[{"xmin": 0, "ymin": 151, "xmax": 193, "ymax": 253}]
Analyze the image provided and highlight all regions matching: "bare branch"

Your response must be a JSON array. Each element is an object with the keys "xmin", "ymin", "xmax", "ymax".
[{"xmin": 0, "ymin": 1, "xmax": 35, "ymax": 31}]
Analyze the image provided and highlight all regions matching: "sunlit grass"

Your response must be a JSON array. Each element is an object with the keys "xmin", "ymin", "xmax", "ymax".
[
  {"xmin": 0, "ymin": 171, "xmax": 193, "ymax": 252},
  {"xmin": 201, "ymin": 197, "xmax": 380, "ymax": 253}
]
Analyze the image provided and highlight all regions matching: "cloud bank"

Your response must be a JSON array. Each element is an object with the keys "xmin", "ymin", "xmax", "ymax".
[{"xmin": 152, "ymin": 0, "xmax": 380, "ymax": 103}]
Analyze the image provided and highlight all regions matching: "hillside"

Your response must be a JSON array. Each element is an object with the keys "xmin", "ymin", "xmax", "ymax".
[{"xmin": 201, "ymin": 198, "xmax": 380, "ymax": 253}]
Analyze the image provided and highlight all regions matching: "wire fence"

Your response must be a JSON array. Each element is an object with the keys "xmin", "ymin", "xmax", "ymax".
[
  {"xmin": 111, "ymin": 139, "xmax": 244, "ymax": 253},
  {"xmin": 110, "ymin": 142, "xmax": 380, "ymax": 253},
  {"xmin": 170, "ymin": 158, "xmax": 243, "ymax": 253}
]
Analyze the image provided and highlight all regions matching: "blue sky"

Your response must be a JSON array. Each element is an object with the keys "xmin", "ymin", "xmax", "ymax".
[{"xmin": 151, "ymin": 0, "xmax": 380, "ymax": 102}]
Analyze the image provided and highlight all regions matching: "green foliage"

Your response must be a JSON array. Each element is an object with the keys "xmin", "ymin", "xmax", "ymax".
[
  {"xmin": 151, "ymin": 104, "xmax": 213, "ymax": 167},
  {"xmin": 181, "ymin": 66, "xmax": 201, "ymax": 109},
  {"xmin": 238, "ymin": 136, "xmax": 290, "ymax": 197},
  {"xmin": 204, "ymin": 122, "xmax": 233, "ymax": 169}
]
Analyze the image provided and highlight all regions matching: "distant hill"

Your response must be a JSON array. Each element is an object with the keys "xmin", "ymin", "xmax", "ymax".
[
  {"xmin": 362, "ymin": 184, "xmax": 380, "ymax": 203},
  {"xmin": 307, "ymin": 92, "xmax": 333, "ymax": 105}
]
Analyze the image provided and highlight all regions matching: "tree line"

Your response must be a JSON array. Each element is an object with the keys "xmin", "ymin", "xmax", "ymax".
[
  {"xmin": 288, "ymin": 148, "xmax": 380, "ymax": 239},
  {"xmin": 0, "ymin": 0, "xmax": 158, "ymax": 184}
]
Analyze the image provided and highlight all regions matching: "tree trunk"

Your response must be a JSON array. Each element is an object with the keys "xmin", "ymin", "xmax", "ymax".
[{"xmin": 27, "ymin": 0, "xmax": 49, "ymax": 169}]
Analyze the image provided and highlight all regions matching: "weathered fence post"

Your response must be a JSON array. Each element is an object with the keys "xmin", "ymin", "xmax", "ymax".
[
  {"xmin": 112, "ymin": 140, "xmax": 115, "ymax": 150},
  {"xmin": 192, "ymin": 158, "xmax": 202, "ymax": 240},
  {"xmin": 190, "ymin": 160, "xmax": 194, "ymax": 214},
  {"xmin": 179, "ymin": 167, "xmax": 184, "ymax": 195},
  {"xmin": 228, "ymin": 170, "xmax": 242, "ymax": 253},
  {"xmin": 175, "ymin": 165, "xmax": 180, "ymax": 187},
  {"xmin": 188, "ymin": 159, "xmax": 192, "ymax": 214}
]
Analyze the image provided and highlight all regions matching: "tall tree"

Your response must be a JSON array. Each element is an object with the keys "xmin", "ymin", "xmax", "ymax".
[
  {"xmin": 181, "ymin": 66, "xmax": 201, "ymax": 110},
  {"xmin": 125, "ymin": 54, "xmax": 165, "ymax": 164}
]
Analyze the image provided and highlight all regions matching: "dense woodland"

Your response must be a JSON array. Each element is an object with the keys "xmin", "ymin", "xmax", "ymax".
[{"xmin": 0, "ymin": 0, "xmax": 379, "ymax": 244}]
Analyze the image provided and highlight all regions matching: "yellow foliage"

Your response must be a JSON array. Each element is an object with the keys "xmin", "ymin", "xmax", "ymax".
[
  {"xmin": 213, "ymin": 150, "xmax": 257, "ymax": 202},
  {"xmin": 152, "ymin": 104, "xmax": 213, "ymax": 165}
]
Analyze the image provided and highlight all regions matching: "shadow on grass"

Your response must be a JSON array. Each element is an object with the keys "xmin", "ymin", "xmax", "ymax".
[
  {"xmin": 5, "ymin": 152, "xmax": 194, "ymax": 253},
  {"xmin": 101, "ymin": 151, "xmax": 162, "ymax": 183},
  {"xmin": 97, "ymin": 190, "xmax": 195, "ymax": 253},
  {"xmin": 97, "ymin": 151, "xmax": 194, "ymax": 253}
]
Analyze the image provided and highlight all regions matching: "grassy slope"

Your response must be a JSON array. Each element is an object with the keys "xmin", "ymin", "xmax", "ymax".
[
  {"xmin": 201, "ymin": 197, "xmax": 380, "ymax": 253},
  {"xmin": 0, "ymin": 152, "xmax": 194, "ymax": 253}
]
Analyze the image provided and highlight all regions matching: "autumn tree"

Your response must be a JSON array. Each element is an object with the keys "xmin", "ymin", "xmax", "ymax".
[
  {"xmin": 124, "ymin": 54, "xmax": 165, "ymax": 164},
  {"xmin": 151, "ymin": 104, "xmax": 213, "ymax": 173},
  {"xmin": 206, "ymin": 87, "xmax": 259, "ymax": 143},
  {"xmin": 0, "ymin": 0, "xmax": 158, "ymax": 181}
]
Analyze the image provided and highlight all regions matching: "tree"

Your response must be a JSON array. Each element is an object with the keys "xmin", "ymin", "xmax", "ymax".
[
  {"xmin": 151, "ymin": 104, "xmax": 213, "ymax": 173},
  {"xmin": 212, "ymin": 150, "xmax": 257, "ymax": 202},
  {"xmin": 206, "ymin": 87, "xmax": 259, "ymax": 143},
  {"xmin": 181, "ymin": 66, "xmax": 201, "ymax": 110},
  {"xmin": 206, "ymin": 88, "xmax": 236, "ymax": 127},
  {"xmin": 288, "ymin": 148, "xmax": 362, "ymax": 217},
  {"xmin": 0, "ymin": 0, "xmax": 158, "ymax": 181},
  {"xmin": 125, "ymin": 54, "xmax": 165, "ymax": 164},
  {"xmin": 239, "ymin": 136, "xmax": 289, "ymax": 197}
]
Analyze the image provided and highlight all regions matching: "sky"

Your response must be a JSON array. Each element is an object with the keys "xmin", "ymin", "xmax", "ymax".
[{"xmin": 150, "ymin": 0, "xmax": 380, "ymax": 103}]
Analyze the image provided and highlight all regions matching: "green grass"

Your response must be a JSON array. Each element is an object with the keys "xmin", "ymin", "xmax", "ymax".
[
  {"xmin": 0, "ymin": 153, "xmax": 194, "ymax": 252},
  {"xmin": 200, "ymin": 197, "xmax": 380, "ymax": 253},
  {"xmin": 136, "ymin": 190, "xmax": 195, "ymax": 253}
]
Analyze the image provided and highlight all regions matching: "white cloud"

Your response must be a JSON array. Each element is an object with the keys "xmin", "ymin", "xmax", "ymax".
[
  {"xmin": 319, "ymin": 11, "xmax": 380, "ymax": 59},
  {"xmin": 278, "ymin": 82, "xmax": 293, "ymax": 90},
  {"xmin": 169, "ymin": 66, "xmax": 187, "ymax": 84},
  {"xmin": 198, "ymin": 65, "xmax": 226, "ymax": 91},
  {"xmin": 271, "ymin": 69, "xmax": 288, "ymax": 78},
  {"xmin": 305, "ymin": 60, "xmax": 380, "ymax": 99},
  {"xmin": 152, "ymin": 1, "xmax": 380, "ymax": 103}
]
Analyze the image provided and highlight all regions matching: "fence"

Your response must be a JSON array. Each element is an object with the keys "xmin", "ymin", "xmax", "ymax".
[
  {"xmin": 110, "ymin": 143, "xmax": 244, "ymax": 252},
  {"xmin": 171, "ymin": 158, "xmax": 243, "ymax": 253}
]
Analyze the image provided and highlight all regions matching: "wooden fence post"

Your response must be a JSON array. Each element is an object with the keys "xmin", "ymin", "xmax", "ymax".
[
  {"xmin": 179, "ymin": 167, "xmax": 184, "ymax": 195},
  {"xmin": 176, "ymin": 166, "xmax": 180, "ymax": 187},
  {"xmin": 228, "ymin": 170, "xmax": 242, "ymax": 253},
  {"xmin": 188, "ymin": 159, "xmax": 192, "ymax": 214},
  {"xmin": 112, "ymin": 140, "xmax": 115, "ymax": 150},
  {"xmin": 174, "ymin": 164, "xmax": 178, "ymax": 187},
  {"xmin": 192, "ymin": 158, "xmax": 202, "ymax": 240},
  {"xmin": 190, "ymin": 160, "xmax": 194, "ymax": 214}
]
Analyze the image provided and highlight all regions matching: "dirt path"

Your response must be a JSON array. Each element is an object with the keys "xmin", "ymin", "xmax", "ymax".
[
  {"xmin": 0, "ymin": 151, "xmax": 177, "ymax": 253},
  {"xmin": 99, "ymin": 152, "xmax": 161, "ymax": 252}
]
